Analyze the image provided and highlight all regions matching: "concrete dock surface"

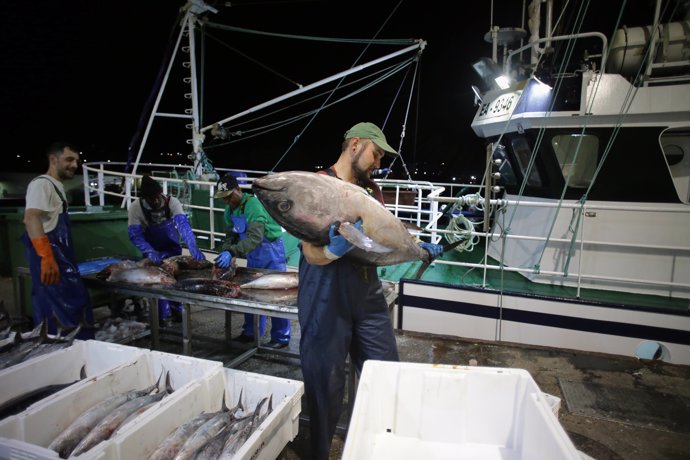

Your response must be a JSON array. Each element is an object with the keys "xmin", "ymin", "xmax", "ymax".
[{"xmin": 1, "ymin": 277, "xmax": 689, "ymax": 459}]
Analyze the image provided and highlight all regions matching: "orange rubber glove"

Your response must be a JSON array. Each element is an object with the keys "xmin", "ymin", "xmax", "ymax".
[{"xmin": 31, "ymin": 236, "xmax": 60, "ymax": 285}]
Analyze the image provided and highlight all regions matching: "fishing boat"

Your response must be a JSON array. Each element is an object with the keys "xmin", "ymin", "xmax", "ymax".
[{"xmin": 78, "ymin": 0, "xmax": 690, "ymax": 365}]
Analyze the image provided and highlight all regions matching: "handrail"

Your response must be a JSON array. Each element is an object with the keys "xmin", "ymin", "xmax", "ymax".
[
  {"xmin": 81, "ymin": 161, "xmax": 690, "ymax": 298},
  {"xmin": 506, "ymin": 32, "xmax": 608, "ymax": 75}
]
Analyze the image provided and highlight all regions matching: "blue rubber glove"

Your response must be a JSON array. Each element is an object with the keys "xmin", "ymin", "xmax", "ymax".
[
  {"xmin": 215, "ymin": 251, "xmax": 233, "ymax": 269},
  {"xmin": 419, "ymin": 242, "xmax": 443, "ymax": 258},
  {"xmin": 189, "ymin": 247, "xmax": 206, "ymax": 261},
  {"xmin": 173, "ymin": 214, "xmax": 205, "ymax": 261},
  {"xmin": 146, "ymin": 250, "xmax": 162, "ymax": 265},
  {"xmin": 128, "ymin": 224, "xmax": 159, "ymax": 263},
  {"xmin": 324, "ymin": 219, "xmax": 362, "ymax": 260}
]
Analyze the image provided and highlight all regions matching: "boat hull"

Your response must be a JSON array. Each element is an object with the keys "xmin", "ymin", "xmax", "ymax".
[{"xmin": 398, "ymin": 279, "xmax": 690, "ymax": 366}]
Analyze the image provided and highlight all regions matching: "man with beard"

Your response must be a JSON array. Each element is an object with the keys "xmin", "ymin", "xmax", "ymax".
[
  {"xmin": 297, "ymin": 122, "xmax": 443, "ymax": 459},
  {"xmin": 23, "ymin": 142, "xmax": 94, "ymax": 338}
]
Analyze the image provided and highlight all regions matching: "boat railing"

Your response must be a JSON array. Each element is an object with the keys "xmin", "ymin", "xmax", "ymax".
[
  {"xmin": 82, "ymin": 162, "xmax": 690, "ymax": 297},
  {"xmin": 505, "ymin": 32, "xmax": 609, "ymax": 75}
]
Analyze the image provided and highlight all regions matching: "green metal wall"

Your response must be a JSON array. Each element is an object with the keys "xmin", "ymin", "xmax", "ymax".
[{"xmin": 1, "ymin": 206, "xmax": 139, "ymax": 318}]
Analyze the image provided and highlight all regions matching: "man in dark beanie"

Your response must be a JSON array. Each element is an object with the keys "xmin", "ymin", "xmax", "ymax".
[{"xmin": 127, "ymin": 174, "xmax": 206, "ymax": 325}]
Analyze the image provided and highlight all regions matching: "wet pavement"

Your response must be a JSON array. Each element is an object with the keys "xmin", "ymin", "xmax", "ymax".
[{"xmin": 2, "ymin": 276, "xmax": 689, "ymax": 459}]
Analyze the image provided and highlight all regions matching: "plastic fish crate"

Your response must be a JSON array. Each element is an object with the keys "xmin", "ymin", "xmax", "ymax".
[
  {"xmin": 0, "ymin": 347, "xmax": 222, "ymax": 459},
  {"xmin": 112, "ymin": 367, "xmax": 304, "ymax": 460},
  {"xmin": 342, "ymin": 361, "xmax": 581, "ymax": 460},
  {"xmin": 0, "ymin": 340, "xmax": 146, "ymax": 416}
]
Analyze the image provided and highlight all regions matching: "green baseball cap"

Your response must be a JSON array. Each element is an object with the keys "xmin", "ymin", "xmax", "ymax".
[{"xmin": 344, "ymin": 122, "xmax": 398, "ymax": 157}]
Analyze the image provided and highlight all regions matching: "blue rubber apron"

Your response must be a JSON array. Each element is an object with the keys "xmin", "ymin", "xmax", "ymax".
[
  {"xmin": 22, "ymin": 179, "xmax": 94, "ymax": 339},
  {"xmin": 143, "ymin": 212, "xmax": 183, "ymax": 319},
  {"xmin": 231, "ymin": 213, "xmax": 290, "ymax": 343}
]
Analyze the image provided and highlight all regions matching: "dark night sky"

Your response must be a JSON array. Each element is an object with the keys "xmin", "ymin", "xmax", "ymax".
[{"xmin": 1, "ymin": 0, "xmax": 661, "ymax": 180}]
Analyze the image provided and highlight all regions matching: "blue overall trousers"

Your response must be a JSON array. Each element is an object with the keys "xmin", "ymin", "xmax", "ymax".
[
  {"xmin": 231, "ymin": 214, "xmax": 290, "ymax": 343},
  {"xmin": 143, "ymin": 217, "xmax": 183, "ymax": 319},
  {"xmin": 297, "ymin": 254, "xmax": 398, "ymax": 460},
  {"xmin": 22, "ymin": 180, "xmax": 94, "ymax": 339}
]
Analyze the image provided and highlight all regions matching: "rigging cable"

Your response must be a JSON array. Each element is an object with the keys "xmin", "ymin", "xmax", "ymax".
[
  {"xmin": 204, "ymin": 58, "xmax": 416, "ymax": 150},
  {"xmin": 381, "ymin": 57, "xmax": 421, "ymax": 181},
  {"xmin": 269, "ymin": 0, "xmax": 407, "ymax": 172}
]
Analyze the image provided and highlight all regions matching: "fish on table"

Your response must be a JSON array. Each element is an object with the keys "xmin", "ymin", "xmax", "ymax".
[
  {"xmin": 252, "ymin": 171, "xmax": 459, "ymax": 268},
  {"xmin": 161, "ymin": 255, "xmax": 214, "ymax": 277},
  {"xmin": 106, "ymin": 266, "xmax": 177, "ymax": 285},
  {"xmin": 172, "ymin": 278, "xmax": 241, "ymax": 298},
  {"xmin": 239, "ymin": 272, "xmax": 299, "ymax": 290}
]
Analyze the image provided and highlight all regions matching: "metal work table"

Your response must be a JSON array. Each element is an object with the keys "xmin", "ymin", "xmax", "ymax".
[{"xmin": 82, "ymin": 267, "xmax": 299, "ymax": 367}]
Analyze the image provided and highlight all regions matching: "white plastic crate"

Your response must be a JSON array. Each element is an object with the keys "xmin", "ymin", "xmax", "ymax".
[
  {"xmin": 342, "ymin": 361, "xmax": 581, "ymax": 460},
  {"xmin": 0, "ymin": 340, "xmax": 145, "ymax": 415},
  {"xmin": 0, "ymin": 348, "xmax": 222, "ymax": 459},
  {"xmin": 112, "ymin": 367, "xmax": 304, "ymax": 460}
]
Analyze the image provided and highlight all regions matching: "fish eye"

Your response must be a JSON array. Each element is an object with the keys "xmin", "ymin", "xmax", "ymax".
[{"xmin": 278, "ymin": 200, "xmax": 292, "ymax": 212}]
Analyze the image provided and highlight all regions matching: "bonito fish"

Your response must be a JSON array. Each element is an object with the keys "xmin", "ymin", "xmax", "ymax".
[
  {"xmin": 48, "ymin": 377, "xmax": 163, "ymax": 459},
  {"xmin": 239, "ymin": 272, "xmax": 299, "ymax": 290},
  {"xmin": 70, "ymin": 374, "xmax": 172, "ymax": 457},
  {"xmin": 106, "ymin": 266, "xmax": 176, "ymax": 285},
  {"xmin": 252, "ymin": 171, "xmax": 458, "ymax": 267},
  {"xmin": 172, "ymin": 391, "xmax": 244, "ymax": 460},
  {"xmin": 148, "ymin": 412, "xmax": 214, "ymax": 460}
]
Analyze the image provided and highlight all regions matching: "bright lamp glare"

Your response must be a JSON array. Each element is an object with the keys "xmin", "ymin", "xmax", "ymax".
[{"xmin": 494, "ymin": 75, "xmax": 511, "ymax": 89}]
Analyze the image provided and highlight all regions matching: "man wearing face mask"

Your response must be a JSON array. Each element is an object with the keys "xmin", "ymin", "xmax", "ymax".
[
  {"xmin": 23, "ymin": 141, "xmax": 94, "ymax": 338},
  {"xmin": 127, "ymin": 175, "xmax": 205, "ymax": 325}
]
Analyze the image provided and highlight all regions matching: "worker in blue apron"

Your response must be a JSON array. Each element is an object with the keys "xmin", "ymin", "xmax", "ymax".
[
  {"xmin": 297, "ymin": 123, "xmax": 443, "ymax": 459},
  {"xmin": 214, "ymin": 173, "xmax": 290, "ymax": 348},
  {"xmin": 22, "ymin": 142, "xmax": 94, "ymax": 339},
  {"xmin": 128, "ymin": 175, "xmax": 206, "ymax": 324}
]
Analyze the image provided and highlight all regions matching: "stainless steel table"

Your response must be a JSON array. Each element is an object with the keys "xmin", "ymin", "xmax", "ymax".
[{"xmin": 82, "ymin": 267, "xmax": 299, "ymax": 367}]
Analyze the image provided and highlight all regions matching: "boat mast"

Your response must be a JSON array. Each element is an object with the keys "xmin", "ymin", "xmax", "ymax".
[{"xmin": 130, "ymin": 0, "xmax": 218, "ymax": 180}]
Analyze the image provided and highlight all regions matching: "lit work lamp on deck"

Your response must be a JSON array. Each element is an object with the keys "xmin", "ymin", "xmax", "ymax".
[{"xmin": 472, "ymin": 57, "xmax": 514, "ymax": 93}]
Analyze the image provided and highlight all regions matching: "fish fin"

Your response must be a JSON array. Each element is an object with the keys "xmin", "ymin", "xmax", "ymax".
[
  {"xmin": 413, "ymin": 240, "xmax": 461, "ymax": 279},
  {"xmin": 401, "ymin": 221, "xmax": 424, "ymax": 233},
  {"xmin": 154, "ymin": 369, "xmax": 165, "ymax": 393},
  {"xmin": 236, "ymin": 388, "xmax": 245, "ymax": 413},
  {"xmin": 442, "ymin": 239, "xmax": 463, "ymax": 253},
  {"xmin": 165, "ymin": 371, "xmax": 174, "ymax": 394},
  {"xmin": 414, "ymin": 261, "xmax": 431, "ymax": 280},
  {"xmin": 338, "ymin": 221, "xmax": 393, "ymax": 253},
  {"xmin": 221, "ymin": 392, "xmax": 229, "ymax": 411}
]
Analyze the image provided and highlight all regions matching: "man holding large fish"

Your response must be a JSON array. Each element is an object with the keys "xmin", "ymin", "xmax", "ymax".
[
  {"xmin": 127, "ymin": 175, "xmax": 206, "ymax": 326},
  {"xmin": 252, "ymin": 122, "xmax": 443, "ymax": 459}
]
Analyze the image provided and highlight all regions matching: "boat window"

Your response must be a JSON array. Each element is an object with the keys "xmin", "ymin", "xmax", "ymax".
[
  {"xmin": 661, "ymin": 128, "xmax": 690, "ymax": 203},
  {"xmin": 492, "ymin": 144, "xmax": 517, "ymax": 186},
  {"xmin": 552, "ymin": 134, "xmax": 598, "ymax": 188},
  {"xmin": 511, "ymin": 137, "xmax": 542, "ymax": 187}
]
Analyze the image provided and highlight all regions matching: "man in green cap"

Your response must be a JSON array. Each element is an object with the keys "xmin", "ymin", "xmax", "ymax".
[{"xmin": 296, "ymin": 121, "xmax": 443, "ymax": 459}]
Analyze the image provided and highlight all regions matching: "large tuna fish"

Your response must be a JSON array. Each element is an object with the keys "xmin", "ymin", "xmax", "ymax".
[
  {"xmin": 106, "ymin": 267, "xmax": 176, "ymax": 285},
  {"xmin": 252, "ymin": 171, "xmax": 453, "ymax": 267}
]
